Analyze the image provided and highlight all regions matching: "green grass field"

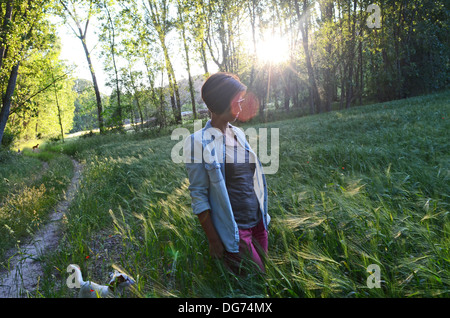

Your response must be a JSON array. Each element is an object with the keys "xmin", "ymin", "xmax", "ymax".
[
  {"xmin": 2, "ymin": 90, "xmax": 449, "ymax": 298},
  {"xmin": 0, "ymin": 149, "xmax": 74, "ymax": 260}
]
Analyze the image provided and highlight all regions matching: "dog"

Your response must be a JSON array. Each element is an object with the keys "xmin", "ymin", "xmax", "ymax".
[
  {"xmin": 32, "ymin": 144, "xmax": 39, "ymax": 152},
  {"xmin": 67, "ymin": 264, "xmax": 135, "ymax": 298}
]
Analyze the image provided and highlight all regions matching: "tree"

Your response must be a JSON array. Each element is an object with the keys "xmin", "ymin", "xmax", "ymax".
[
  {"xmin": 143, "ymin": 0, "xmax": 182, "ymax": 124},
  {"xmin": 294, "ymin": 0, "xmax": 322, "ymax": 114},
  {"xmin": 246, "ymin": 0, "xmax": 260, "ymax": 88},
  {"xmin": 318, "ymin": 0, "xmax": 335, "ymax": 112},
  {"xmin": 58, "ymin": 0, "xmax": 105, "ymax": 133},
  {"xmin": 7, "ymin": 48, "xmax": 76, "ymax": 141},
  {"xmin": 0, "ymin": 0, "xmax": 62, "ymax": 145},
  {"xmin": 52, "ymin": 0, "xmax": 448, "ymax": 136},
  {"xmin": 123, "ymin": 66, "xmax": 145, "ymax": 129},
  {"xmin": 344, "ymin": 0, "xmax": 358, "ymax": 109},
  {"xmin": 71, "ymin": 79, "xmax": 98, "ymax": 132},
  {"xmin": 99, "ymin": 0, "xmax": 124, "ymax": 130},
  {"xmin": 187, "ymin": 0, "xmax": 210, "ymax": 77},
  {"xmin": 117, "ymin": 1, "xmax": 168, "ymax": 128},
  {"xmin": 176, "ymin": 0, "xmax": 197, "ymax": 119},
  {"xmin": 203, "ymin": 0, "xmax": 243, "ymax": 73}
]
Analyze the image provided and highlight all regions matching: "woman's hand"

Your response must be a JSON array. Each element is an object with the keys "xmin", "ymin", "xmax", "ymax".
[
  {"xmin": 208, "ymin": 237, "xmax": 225, "ymax": 259},
  {"xmin": 197, "ymin": 210, "xmax": 225, "ymax": 259}
]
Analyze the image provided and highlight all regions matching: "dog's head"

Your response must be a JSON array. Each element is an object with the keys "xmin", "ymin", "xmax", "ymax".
[{"xmin": 108, "ymin": 270, "xmax": 135, "ymax": 290}]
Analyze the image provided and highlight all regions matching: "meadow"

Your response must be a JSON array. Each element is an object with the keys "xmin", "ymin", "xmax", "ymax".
[
  {"xmin": 0, "ymin": 149, "xmax": 74, "ymax": 260},
  {"xmin": 2, "ymin": 90, "xmax": 449, "ymax": 298}
]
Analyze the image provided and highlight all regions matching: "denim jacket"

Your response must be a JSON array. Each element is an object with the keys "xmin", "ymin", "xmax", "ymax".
[{"xmin": 184, "ymin": 120, "xmax": 270, "ymax": 253}]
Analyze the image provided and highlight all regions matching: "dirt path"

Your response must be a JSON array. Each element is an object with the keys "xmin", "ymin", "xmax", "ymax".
[{"xmin": 0, "ymin": 159, "xmax": 83, "ymax": 298}]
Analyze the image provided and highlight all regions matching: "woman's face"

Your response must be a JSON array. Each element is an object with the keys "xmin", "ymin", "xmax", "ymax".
[{"xmin": 225, "ymin": 91, "xmax": 246, "ymax": 123}]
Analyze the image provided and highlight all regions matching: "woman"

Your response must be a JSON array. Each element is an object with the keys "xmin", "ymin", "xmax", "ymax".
[{"xmin": 184, "ymin": 72, "xmax": 270, "ymax": 274}]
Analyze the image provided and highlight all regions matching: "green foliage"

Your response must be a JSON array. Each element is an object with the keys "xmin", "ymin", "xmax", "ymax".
[
  {"xmin": 3, "ymin": 0, "xmax": 449, "ymax": 149},
  {"xmin": 1, "ymin": 0, "xmax": 76, "ymax": 144},
  {"xmin": 0, "ymin": 127, "xmax": 17, "ymax": 149},
  {"xmin": 71, "ymin": 79, "xmax": 101, "ymax": 132}
]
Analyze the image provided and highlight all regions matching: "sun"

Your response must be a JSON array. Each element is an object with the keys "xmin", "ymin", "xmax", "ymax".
[{"xmin": 255, "ymin": 31, "xmax": 290, "ymax": 64}]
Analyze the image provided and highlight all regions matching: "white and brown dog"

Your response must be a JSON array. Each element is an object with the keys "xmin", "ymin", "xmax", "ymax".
[{"xmin": 67, "ymin": 264, "xmax": 135, "ymax": 298}]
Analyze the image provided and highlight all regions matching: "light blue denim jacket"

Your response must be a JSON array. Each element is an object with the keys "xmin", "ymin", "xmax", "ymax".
[{"xmin": 184, "ymin": 120, "xmax": 270, "ymax": 253}]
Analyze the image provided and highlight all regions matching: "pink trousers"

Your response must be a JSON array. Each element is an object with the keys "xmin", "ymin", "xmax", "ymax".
[{"xmin": 224, "ymin": 220, "xmax": 268, "ymax": 274}]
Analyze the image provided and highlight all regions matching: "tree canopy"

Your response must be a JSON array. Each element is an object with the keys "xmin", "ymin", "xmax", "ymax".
[{"xmin": 0, "ymin": 0, "xmax": 448, "ymax": 146}]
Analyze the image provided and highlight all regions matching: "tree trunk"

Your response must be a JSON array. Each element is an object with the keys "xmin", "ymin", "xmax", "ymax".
[
  {"xmin": 345, "ymin": 0, "xmax": 357, "ymax": 109},
  {"xmin": 104, "ymin": 1, "xmax": 122, "ymax": 129},
  {"xmin": 52, "ymin": 72, "xmax": 64, "ymax": 142},
  {"xmin": 247, "ymin": 0, "xmax": 257, "ymax": 88},
  {"xmin": 200, "ymin": 42, "xmax": 209, "ymax": 76},
  {"xmin": 284, "ymin": 90, "xmax": 290, "ymax": 113},
  {"xmin": 164, "ymin": 52, "xmax": 182, "ymax": 124},
  {"xmin": 60, "ymin": 0, "xmax": 105, "ymax": 133},
  {"xmin": 146, "ymin": 0, "xmax": 182, "ymax": 124},
  {"xmin": 0, "ymin": 62, "xmax": 19, "ymax": 145},
  {"xmin": 159, "ymin": 67, "xmax": 166, "ymax": 129},
  {"xmin": 0, "ymin": 1, "xmax": 14, "ymax": 145},
  {"xmin": 295, "ymin": 0, "xmax": 322, "ymax": 114},
  {"xmin": 358, "ymin": 25, "xmax": 363, "ymax": 106},
  {"xmin": 128, "ymin": 67, "xmax": 144, "ymax": 129},
  {"xmin": 0, "ymin": 0, "xmax": 12, "ymax": 71},
  {"xmin": 178, "ymin": 5, "xmax": 197, "ymax": 120},
  {"xmin": 135, "ymin": 95, "xmax": 144, "ymax": 129},
  {"xmin": 320, "ymin": 0, "xmax": 334, "ymax": 112},
  {"xmin": 80, "ymin": 36, "xmax": 104, "ymax": 133}
]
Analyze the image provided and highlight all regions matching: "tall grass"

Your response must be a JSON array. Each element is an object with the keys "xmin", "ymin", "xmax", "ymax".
[
  {"xmin": 0, "ymin": 149, "xmax": 74, "ymax": 260},
  {"xmin": 0, "ymin": 150, "xmax": 44, "ymax": 199},
  {"xmin": 38, "ymin": 90, "xmax": 448, "ymax": 297}
]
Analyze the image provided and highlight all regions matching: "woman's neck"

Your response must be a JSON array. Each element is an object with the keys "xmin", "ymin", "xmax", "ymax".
[{"xmin": 210, "ymin": 115, "xmax": 229, "ymax": 134}]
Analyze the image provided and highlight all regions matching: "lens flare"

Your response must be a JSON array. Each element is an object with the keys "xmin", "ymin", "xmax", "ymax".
[{"xmin": 237, "ymin": 92, "xmax": 259, "ymax": 122}]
